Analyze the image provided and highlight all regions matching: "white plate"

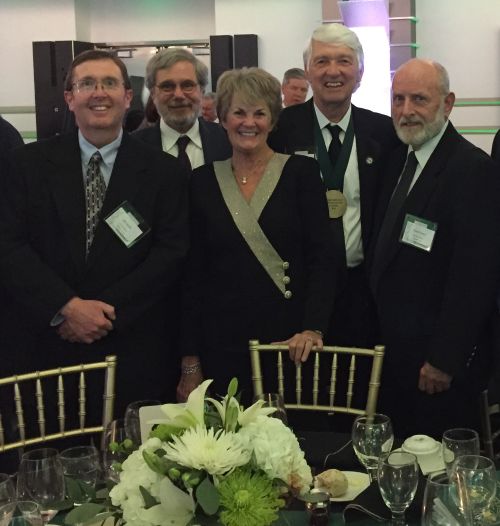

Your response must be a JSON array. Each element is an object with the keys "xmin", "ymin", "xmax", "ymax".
[{"xmin": 317, "ymin": 471, "xmax": 370, "ymax": 502}]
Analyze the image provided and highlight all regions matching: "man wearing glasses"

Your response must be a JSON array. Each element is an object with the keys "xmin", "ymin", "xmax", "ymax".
[
  {"xmin": 134, "ymin": 48, "xmax": 231, "ymax": 172},
  {"xmin": 0, "ymin": 50, "xmax": 189, "ymax": 413}
]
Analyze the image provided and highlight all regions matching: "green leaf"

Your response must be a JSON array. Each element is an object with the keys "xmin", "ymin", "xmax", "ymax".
[
  {"xmin": 139, "ymin": 485, "xmax": 159, "ymax": 510},
  {"xmin": 142, "ymin": 449, "xmax": 168, "ymax": 475},
  {"xmin": 65, "ymin": 503, "xmax": 107, "ymax": 525},
  {"xmin": 225, "ymin": 403, "xmax": 239, "ymax": 432},
  {"xmin": 49, "ymin": 499, "xmax": 75, "ymax": 511},
  {"xmin": 227, "ymin": 378, "xmax": 238, "ymax": 398},
  {"xmin": 149, "ymin": 423, "xmax": 180, "ymax": 441},
  {"xmin": 195, "ymin": 477, "xmax": 220, "ymax": 516}
]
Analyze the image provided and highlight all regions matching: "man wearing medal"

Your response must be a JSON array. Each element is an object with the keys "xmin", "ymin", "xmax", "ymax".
[{"xmin": 270, "ymin": 24, "xmax": 399, "ymax": 357}]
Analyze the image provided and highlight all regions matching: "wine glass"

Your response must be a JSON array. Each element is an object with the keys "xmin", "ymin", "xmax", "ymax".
[
  {"xmin": 352, "ymin": 413, "xmax": 394, "ymax": 482},
  {"xmin": 9, "ymin": 501, "xmax": 43, "ymax": 526},
  {"xmin": 102, "ymin": 419, "xmax": 129, "ymax": 482},
  {"xmin": 0, "ymin": 474, "xmax": 16, "ymax": 526},
  {"xmin": 442, "ymin": 428, "xmax": 480, "ymax": 476},
  {"xmin": 421, "ymin": 470, "xmax": 464, "ymax": 525},
  {"xmin": 60, "ymin": 446, "xmax": 100, "ymax": 504},
  {"xmin": 453, "ymin": 454, "xmax": 497, "ymax": 525},
  {"xmin": 124, "ymin": 399, "xmax": 161, "ymax": 446},
  {"xmin": 253, "ymin": 393, "xmax": 288, "ymax": 424},
  {"xmin": 378, "ymin": 451, "xmax": 419, "ymax": 525},
  {"xmin": 16, "ymin": 448, "xmax": 65, "ymax": 523}
]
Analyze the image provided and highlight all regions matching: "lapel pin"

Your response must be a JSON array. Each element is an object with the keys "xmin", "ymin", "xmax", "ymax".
[{"xmin": 366, "ymin": 157, "xmax": 374, "ymax": 165}]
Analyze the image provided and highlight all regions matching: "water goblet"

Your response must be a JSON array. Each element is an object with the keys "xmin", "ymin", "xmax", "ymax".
[
  {"xmin": 453, "ymin": 454, "xmax": 497, "ymax": 525},
  {"xmin": 0, "ymin": 474, "xmax": 16, "ymax": 526},
  {"xmin": 442, "ymin": 428, "xmax": 480, "ymax": 476},
  {"xmin": 60, "ymin": 446, "xmax": 100, "ymax": 504},
  {"xmin": 9, "ymin": 501, "xmax": 43, "ymax": 526},
  {"xmin": 102, "ymin": 419, "xmax": 129, "ymax": 482},
  {"xmin": 421, "ymin": 470, "xmax": 464, "ymax": 525},
  {"xmin": 16, "ymin": 448, "xmax": 65, "ymax": 523},
  {"xmin": 253, "ymin": 393, "xmax": 288, "ymax": 424},
  {"xmin": 378, "ymin": 451, "xmax": 419, "ymax": 525},
  {"xmin": 352, "ymin": 413, "xmax": 394, "ymax": 482},
  {"xmin": 124, "ymin": 399, "xmax": 161, "ymax": 446}
]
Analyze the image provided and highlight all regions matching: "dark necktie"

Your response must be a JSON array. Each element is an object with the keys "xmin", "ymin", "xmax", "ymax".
[
  {"xmin": 327, "ymin": 124, "xmax": 342, "ymax": 169},
  {"xmin": 176, "ymin": 135, "xmax": 192, "ymax": 173},
  {"xmin": 371, "ymin": 151, "xmax": 419, "ymax": 288},
  {"xmin": 85, "ymin": 151, "xmax": 106, "ymax": 256}
]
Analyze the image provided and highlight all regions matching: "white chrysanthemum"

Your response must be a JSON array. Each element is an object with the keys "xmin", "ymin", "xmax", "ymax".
[
  {"xmin": 239, "ymin": 416, "xmax": 313, "ymax": 495},
  {"xmin": 164, "ymin": 425, "xmax": 251, "ymax": 475}
]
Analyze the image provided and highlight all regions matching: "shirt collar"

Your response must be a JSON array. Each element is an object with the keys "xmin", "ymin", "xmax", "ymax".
[
  {"xmin": 409, "ymin": 120, "xmax": 449, "ymax": 170},
  {"xmin": 314, "ymin": 103, "xmax": 352, "ymax": 133},
  {"xmin": 159, "ymin": 118, "xmax": 202, "ymax": 149},
  {"xmin": 78, "ymin": 129, "xmax": 123, "ymax": 167}
]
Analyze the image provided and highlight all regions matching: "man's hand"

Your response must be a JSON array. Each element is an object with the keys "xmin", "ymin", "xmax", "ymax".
[
  {"xmin": 58, "ymin": 297, "xmax": 116, "ymax": 344},
  {"xmin": 273, "ymin": 330, "xmax": 323, "ymax": 365},
  {"xmin": 418, "ymin": 361, "xmax": 452, "ymax": 394}
]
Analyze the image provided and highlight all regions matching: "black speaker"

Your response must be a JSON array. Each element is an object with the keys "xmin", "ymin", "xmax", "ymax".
[
  {"xmin": 209, "ymin": 35, "xmax": 233, "ymax": 91},
  {"xmin": 233, "ymin": 34, "xmax": 258, "ymax": 68},
  {"xmin": 33, "ymin": 40, "xmax": 93, "ymax": 139}
]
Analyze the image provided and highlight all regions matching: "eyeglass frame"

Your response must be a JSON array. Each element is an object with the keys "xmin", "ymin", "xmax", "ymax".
[
  {"xmin": 154, "ymin": 80, "xmax": 199, "ymax": 95},
  {"xmin": 71, "ymin": 77, "xmax": 125, "ymax": 93}
]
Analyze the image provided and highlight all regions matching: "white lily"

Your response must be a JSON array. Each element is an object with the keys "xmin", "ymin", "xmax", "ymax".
[
  {"xmin": 149, "ymin": 379, "xmax": 212, "ymax": 429},
  {"xmin": 206, "ymin": 395, "xmax": 276, "ymax": 429}
]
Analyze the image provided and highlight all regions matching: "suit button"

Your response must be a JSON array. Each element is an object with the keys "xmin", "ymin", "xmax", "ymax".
[
  {"xmin": 283, "ymin": 276, "xmax": 291, "ymax": 284},
  {"xmin": 284, "ymin": 290, "xmax": 292, "ymax": 299},
  {"xmin": 282, "ymin": 261, "xmax": 290, "ymax": 270}
]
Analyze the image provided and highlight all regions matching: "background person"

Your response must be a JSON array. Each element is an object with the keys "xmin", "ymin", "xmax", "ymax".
[
  {"xmin": 201, "ymin": 91, "xmax": 218, "ymax": 122},
  {"xmin": 177, "ymin": 67, "xmax": 336, "ymax": 405},
  {"xmin": 281, "ymin": 68, "xmax": 309, "ymax": 107}
]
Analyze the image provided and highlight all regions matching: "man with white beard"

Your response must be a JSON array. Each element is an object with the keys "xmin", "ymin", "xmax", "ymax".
[{"xmin": 370, "ymin": 58, "xmax": 500, "ymax": 437}]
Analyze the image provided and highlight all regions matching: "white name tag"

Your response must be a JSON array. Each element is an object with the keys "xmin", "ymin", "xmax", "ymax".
[
  {"xmin": 294, "ymin": 150, "xmax": 316, "ymax": 158},
  {"xmin": 105, "ymin": 201, "xmax": 150, "ymax": 248},
  {"xmin": 400, "ymin": 213, "xmax": 437, "ymax": 252}
]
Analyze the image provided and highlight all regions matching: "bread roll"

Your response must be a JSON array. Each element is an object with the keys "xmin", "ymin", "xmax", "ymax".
[{"xmin": 316, "ymin": 468, "xmax": 348, "ymax": 497}]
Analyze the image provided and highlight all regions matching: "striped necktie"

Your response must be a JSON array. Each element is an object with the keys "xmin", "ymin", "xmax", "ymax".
[{"xmin": 85, "ymin": 151, "xmax": 106, "ymax": 256}]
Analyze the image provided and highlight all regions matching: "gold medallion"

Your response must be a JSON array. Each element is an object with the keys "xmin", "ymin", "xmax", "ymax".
[{"xmin": 326, "ymin": 189, "xmax": 347, "ymax": 218}]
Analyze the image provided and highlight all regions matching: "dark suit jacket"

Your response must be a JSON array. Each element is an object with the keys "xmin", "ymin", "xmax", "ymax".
[
  {"xmin": 269, "ymin": 99, "xmax": 400, "ymax": 257},
  {"xmin": 492, "ymin": 129, "xmax": 500, "ymax": 162},
  {"xmin": 372, "ymin": 122, "xmax": 500, "ymax": 384},
  {"xmin": 133, "ymin": 117, "xmax": 231, "ymax": 164},
  {"xmin": 0, "ymin": 116, "xmax": 23, "ymax": 179},
  {"xmin": 0, "ymin": 131, "xmax": 189, "ymax": 410}
]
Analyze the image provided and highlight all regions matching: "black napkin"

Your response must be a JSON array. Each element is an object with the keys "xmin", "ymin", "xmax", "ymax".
[{"xmin": 343, "ymin": 476, "xmax": 426, "ymax": 523}]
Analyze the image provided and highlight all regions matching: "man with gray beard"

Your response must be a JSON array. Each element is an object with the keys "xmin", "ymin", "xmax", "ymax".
[
  {"xmin": 370, "ymin": 58, "xmax": 500, "ymax": 437},
  {"xmin": 134, "ymin": 48, "xmax": 231, "ymax": 172}
]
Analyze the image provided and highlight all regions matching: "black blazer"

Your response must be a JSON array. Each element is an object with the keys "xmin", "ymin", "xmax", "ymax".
[
  {"xmin": 371, "ymin": 122, "xmax": 500, "ymax": 381},
  {"xmin": 133, "ymin": 117, "xmax": 232, "ymax": 164},
  {"xmin": 492, "ymin": 129, "xmax": 500, "ymax": 162},
  {"xmin": 0, "ymin": 131, "xmax": 189, "ymax": 404},
  {"xmin": 269, "ymin": 99, "xmax": 400, "ymax": 256}
]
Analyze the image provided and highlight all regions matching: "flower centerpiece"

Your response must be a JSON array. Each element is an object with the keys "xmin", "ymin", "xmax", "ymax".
[{"xmin": 71, "ymin": 379, "xmax": 312, "ymax": 526}]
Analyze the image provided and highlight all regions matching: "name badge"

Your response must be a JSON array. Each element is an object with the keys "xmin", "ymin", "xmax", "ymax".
[
  {"xmin": 294, "ymin": 150, "xmax": 316, "ymax": 159},
  {"xmin": 104, "ymin": 201, "xmax": 150, "ymax": 248},
  {"xmin": 400, "ymin": 213, "xmax": 437, "ymax": 252}
]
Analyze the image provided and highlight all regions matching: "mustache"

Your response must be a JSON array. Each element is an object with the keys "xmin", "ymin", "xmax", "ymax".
[
  {"xmin": 398, "ymin": 116, "xmax": 423, "ymax": 126},
  {"xmin": 168, "ymin": 102, "xmax": 192, "ymax": 109}
]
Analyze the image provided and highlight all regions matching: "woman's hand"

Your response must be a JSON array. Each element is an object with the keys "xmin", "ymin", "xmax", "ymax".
[
  {"xmin": 176, "ymin": 356, "xmax": 204, "ymax": 402},
  {"xmin": 273, "ymin": 330, "xmax": 323, "ymax": 365}
]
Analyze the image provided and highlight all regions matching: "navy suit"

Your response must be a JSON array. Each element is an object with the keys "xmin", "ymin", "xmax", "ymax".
[
  {"xmin": 371, "ymin": 122, "xmax": 500, "ymax": 437},
  {"xmin": 133, "ymin": 117, "xmax": 231, "ymax": 164},
  {"xmin": 0, "ymin": 131, "xmax": 189, "ymax": 412}
]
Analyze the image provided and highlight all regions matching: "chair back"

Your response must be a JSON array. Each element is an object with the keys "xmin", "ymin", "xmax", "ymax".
[
  {"xmin": 250, "ymin": 341, "xmax": 384, "ymax": 417},
  {"xmin": 479, "ymin": 389, "xmax": 500, "ymax": 462},
  {"xmin": 0, "ymin": 355, "xmax": 116, "ymax": 452}
]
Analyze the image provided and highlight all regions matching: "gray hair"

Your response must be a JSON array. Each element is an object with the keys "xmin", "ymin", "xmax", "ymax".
[
  {"xmin": 145, "ymin": 48, "xmax": 208, "ymax": 92},
  {"xmin": 282, "ymin": 68, "xmax": 307, "ymax": 85},
  {"xmin": 203, "ymin": 91, "xmax": 217, "ymax": 101},
  {"xmin": 216, "ymin": 67, "xmax": 282, "ymax": 128},
  {"xmin": 303, "ymin": 23, "xmax": 364, "ymax": 74}
]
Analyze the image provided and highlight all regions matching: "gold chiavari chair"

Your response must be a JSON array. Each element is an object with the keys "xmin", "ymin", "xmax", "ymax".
[
  {"xmin": 250, "ymin": 340, "xmax": 385, "ymax": 418},
  {"xmin": 0, "ymin": 355, "xmax": 116, "ymax": 453},
  {"xmin": 479, "ymin": 389, "xmax": 500, "ymax": 462}
]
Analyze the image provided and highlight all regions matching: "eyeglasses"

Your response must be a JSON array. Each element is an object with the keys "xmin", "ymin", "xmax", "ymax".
[
  {"xmin": 155, "ymin": 81, "xmax": 199, "ymax": 94},
  {"xmin": 72, "ymin": 77, "xmax": 124, "ymax": 93}
]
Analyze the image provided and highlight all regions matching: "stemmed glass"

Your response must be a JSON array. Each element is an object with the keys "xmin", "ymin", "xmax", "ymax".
[
  {"xmin": 378, "ymin": 451, "xmax": 419, "ymax": 525},
  {"xmin": 9, "ymin": 501, "xmax": 43, "ymax": 526},
  {"xmin": 253, "ymin": 393, "xmax": 288, "ymax": 424},
  {"xmin": 60, "ymin": 446, "xmax": 101, "ymax": 504},
  {"xmin": 421, "ymin": 471, "xmax": 464, "ymax": 526},
  {"xmin": 16, "ymin": 448, "xmax": 65, "ymax": 523},
  {"xmin": 0, "ymin": 474, "xmax": 16, "ymax": 526},
  {"xmin": 453, "ymin": 454, "xmax": 497, "ymax": 525},
  {"xmin": 124, "ymin": 400, "xmax": 161, "ymax": 446},
  {"xmin": 352, "ymin": 413, "xmax": 394, "ymax": 482},
  {"xmin": 442, "ymin": 428, "xmax": 480, "ymax": 476},
  {"xmin": 102, "ymin": 419, "xmax": 129, "ymax": 482}
]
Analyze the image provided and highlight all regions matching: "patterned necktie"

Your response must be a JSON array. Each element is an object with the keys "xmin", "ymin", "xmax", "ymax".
[
  {"xmin": 85, "ymin": 151, "xmax": 106, "ymax": 256},
  {"xmin": 176, "ymin": 135, "xmax": 192, "ymax": 174},
  {"xmin": 327, "ymin": 124, "xmax": 342, "ymax": 169},
  {"xmin": 371, "ymin": 151, "xmax": 419, "ymax": 288}
]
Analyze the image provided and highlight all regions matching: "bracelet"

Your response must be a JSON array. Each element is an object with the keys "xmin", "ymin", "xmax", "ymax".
[{"xmin": 181, "ymin": 362, "xmax": 201, "ymax": 375}]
